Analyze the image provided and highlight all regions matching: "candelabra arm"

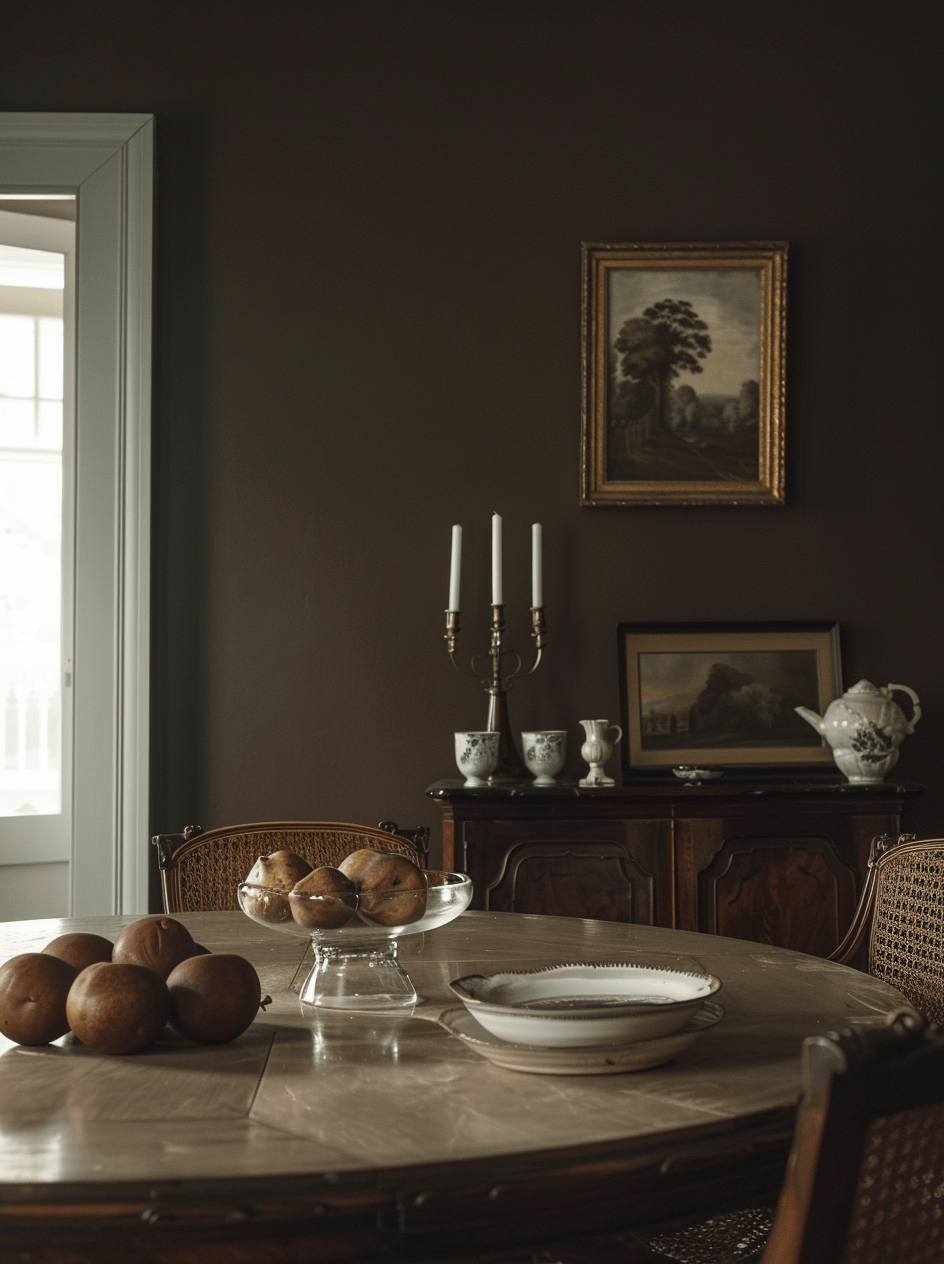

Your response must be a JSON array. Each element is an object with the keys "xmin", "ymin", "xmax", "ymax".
[
  {"xmin": 445, "ymin": 610, "xmax": 482, "ymax": 679},
  {"xmin": 520, "ymin": 606, "xmax": 547, "ymax": 676}
]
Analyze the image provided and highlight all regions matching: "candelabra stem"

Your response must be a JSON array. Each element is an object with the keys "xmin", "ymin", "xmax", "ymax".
[{"xmin": 486, "ymin": 687, "xmax": 529, "ymax": 781}]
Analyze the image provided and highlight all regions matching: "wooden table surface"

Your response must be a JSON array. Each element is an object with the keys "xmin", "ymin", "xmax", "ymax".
[{"xmin": 0, "ymin": 910, "xmax": 911, "ymax": 1263}]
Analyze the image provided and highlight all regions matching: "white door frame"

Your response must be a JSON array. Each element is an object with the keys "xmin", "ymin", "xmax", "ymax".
[{"xmin": 0, "ymin": 113, "xmax": 153, "ymax": 915}]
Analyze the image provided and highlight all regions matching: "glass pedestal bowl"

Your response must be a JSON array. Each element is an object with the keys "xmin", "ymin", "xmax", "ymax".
[{"xmin": 237, "ymin": 870, "xmax": 473, "ymax": 1011}]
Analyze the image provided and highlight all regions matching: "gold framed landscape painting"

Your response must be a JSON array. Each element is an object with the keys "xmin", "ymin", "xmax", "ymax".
[{"xmin": 581, "ymin": 241, "xmax": 787, "ymax": 506}]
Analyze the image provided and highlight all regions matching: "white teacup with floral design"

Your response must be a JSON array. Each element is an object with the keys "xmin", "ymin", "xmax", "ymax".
[
  {"xmin": 521, "ymin": 730, "xmax": 567, "ymax": 786},
  {"xmin": 454, "ymin": 731, "xmax": 501, "ymax": 786}
]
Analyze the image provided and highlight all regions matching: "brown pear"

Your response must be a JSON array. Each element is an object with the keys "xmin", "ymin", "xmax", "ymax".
[
  {"xmin": 0, "ymin": 952, "xmax": 77, "ymax": 1046},
  {"xmin": 240, "ymin": 886, "xmax": 292, "ymax": 923},
  {"xmin": 112, "ymin": 916, "xmax": 198, "ymax": 980},
  {"xmin": 42, "ymin": 932, "xmax": 114, "ymax": 972},
  {"xmin": 243, "ymin": 851, "xmax": 313, "ymax": 923},
  {"xmin": 67, "ymin": 962, "xmax": 171, "ymax": 1055},
  {"xmin": 337, "ymin": 847, "xmax": 385, "ymax": 885},
  {"xmin": 343, "ymin": 851, "xmax": 428, "ymax": 927},
  {"xmin": 167, "ymin": 954, "xmax": 263, "ymax": 1044},
  {"xmin": 245, "ymin": 851, "xmax": 312, "ymax": 890},
  {"xmin": 290, "ymin": 867, "xmax": 357, "ymax": 929}
]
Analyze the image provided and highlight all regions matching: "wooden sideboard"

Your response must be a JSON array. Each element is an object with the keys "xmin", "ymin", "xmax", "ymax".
[{"xmin": 426, "ymin": 779, "xmax": 922, "ymax": 959}]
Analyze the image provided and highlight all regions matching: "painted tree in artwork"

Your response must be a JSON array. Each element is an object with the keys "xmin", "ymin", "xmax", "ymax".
[{"xmin": 613, "ymin": 299, "xmax": 712, "ymax": 440}]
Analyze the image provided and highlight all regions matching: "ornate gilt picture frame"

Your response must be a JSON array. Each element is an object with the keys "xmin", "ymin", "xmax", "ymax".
[{"xmin": 581, "ymin": 241, "xmax": 787, "ymax": 506}]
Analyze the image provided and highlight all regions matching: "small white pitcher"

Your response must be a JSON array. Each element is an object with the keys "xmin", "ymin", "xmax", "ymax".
[{"xmin": 578, "ymin": 719, "xmax": 622, "ymax": 787}]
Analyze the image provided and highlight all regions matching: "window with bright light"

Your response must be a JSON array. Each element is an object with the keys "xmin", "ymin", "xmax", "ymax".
[{"xmin": 0, "ymin": 240, "xmax": 65, "ymax": 817}]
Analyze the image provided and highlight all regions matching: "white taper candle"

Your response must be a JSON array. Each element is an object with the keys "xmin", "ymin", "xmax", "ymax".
[
  {"xmin": 491, "ymin": 512, "xmax": 503, "ymax": 605},
  {"xmin": 448, "ymin": 524, "xmax": 462, "ymax": 611},
  {"xmin": 531, "ymin": 523, "xmax": 543, "ymax": 608}
]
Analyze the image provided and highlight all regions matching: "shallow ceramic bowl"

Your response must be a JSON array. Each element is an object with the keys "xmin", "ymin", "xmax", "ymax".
[
  {"xmin": 447, "ymin": 962, "xmax": 722, "ymax": 1047},
  {"xmin": 439, "ymin": 1000, "xmax": 725, "ymax": 1074},
  {"xmin": 237, "ymin": 870, "xmax": 473, "ymax": 942}
]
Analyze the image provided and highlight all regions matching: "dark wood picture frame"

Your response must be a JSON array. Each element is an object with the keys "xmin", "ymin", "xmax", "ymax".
[
  {"xmin": 617, "ymin": 621, "xmax": 842, "ymax": 779},
  {"xmin": 582, "ymin": 241, "xmax": 787, "ymax": 506}
]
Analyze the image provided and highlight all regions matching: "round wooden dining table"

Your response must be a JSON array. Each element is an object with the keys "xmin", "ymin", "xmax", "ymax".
[{"xmin": 0, "ymin": 909, "xmax": 911, "ymax": 1263}]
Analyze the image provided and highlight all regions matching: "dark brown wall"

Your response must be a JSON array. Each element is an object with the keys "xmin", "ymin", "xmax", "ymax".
[{"xmin": 3, "ymin": 2, "xmax": 941, "ymax": 894}]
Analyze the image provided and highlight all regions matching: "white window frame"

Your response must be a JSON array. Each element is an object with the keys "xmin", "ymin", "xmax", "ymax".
[{"xmin": 0, "ymin": 114, "xmax": 153, "ymax": 915}]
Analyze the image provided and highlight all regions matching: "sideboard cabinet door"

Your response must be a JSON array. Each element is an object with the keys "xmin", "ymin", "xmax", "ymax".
[
  {"xmin": 674, "ymin": 803, "xmax": 905, "ymax": 957},
  {"xmin": 457, "ymin": 819, "xmax": 673, "ymax": 925}
]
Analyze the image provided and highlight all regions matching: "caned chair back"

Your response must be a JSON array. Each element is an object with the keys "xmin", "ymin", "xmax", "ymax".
[
  {"xmin": 831, "ymin": 834, "xmax": 944, "ymax": 1024},
  {"xmin": 151, "ymin": 820, "xmax": 428, "ymax": 914},
  {"xmin": 759, "ymin": 1013, "xmax": 944, "ymax": 1264},
  {"xmin": 632, "ymin": 1013, "xmax": 944, "ymax": 1264}
]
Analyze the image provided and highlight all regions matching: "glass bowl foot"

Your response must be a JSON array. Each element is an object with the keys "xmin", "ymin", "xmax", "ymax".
[{"xmin": 298, "ymin": 938, "xmax": 417, "ymax": 1010}]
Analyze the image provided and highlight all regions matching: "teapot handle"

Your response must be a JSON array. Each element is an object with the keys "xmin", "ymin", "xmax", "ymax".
[
  {"xmin": 607, "ymin": 724, "xmax": 623, "ymax": 745},
  {"xmin": 887, "ymin": 684, "xmax": 921, "ymax": 732}
]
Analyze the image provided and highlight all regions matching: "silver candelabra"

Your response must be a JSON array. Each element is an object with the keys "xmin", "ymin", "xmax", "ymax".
[{"xmin": 444, "ymin": 604, "xmax": 547, "ymax": 781}]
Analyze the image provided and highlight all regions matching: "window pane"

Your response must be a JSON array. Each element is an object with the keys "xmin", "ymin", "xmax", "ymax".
[
  {"xmin": 38, "ymin": 400, "xmax": 63, "ymax": 449},
  {"xmin": 1, "ymin": 279, "xmax": 63, "ymax": 815},
  {"xmin": 0, "ymin": 458, "xmax": 62, "ymax": 815},
  {"xmin": 0, "ymin": 242, "xmax": 64, "ymax": 290},
  {"xmin": 0, "ymin": 397, "xmax": 35, "ymax": 447},
  {"xmin": 38, "ymin": 318, "xmax": 63, "ymax": 400},
  {"xmin": 0, "ymin": 314, "xmax": 36, "ymax": 397}
]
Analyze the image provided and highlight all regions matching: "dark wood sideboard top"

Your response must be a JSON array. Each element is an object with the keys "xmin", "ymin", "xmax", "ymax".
[{"xmin": 426, "ymin": 777, "xmax": 923, "ymax": 803}]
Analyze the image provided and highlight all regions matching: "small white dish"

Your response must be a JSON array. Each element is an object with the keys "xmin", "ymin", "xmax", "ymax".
[
  {"xmin": 672, "ymin": 766, "xmax": 724, "ymax": 785},
  {"xmin": 447, "ymin": 962, "xmax": 721, "ymax": 1048},
  {"xmin": 439, "ymin": 1001, "xmax": 724, "ymax": 1075}
]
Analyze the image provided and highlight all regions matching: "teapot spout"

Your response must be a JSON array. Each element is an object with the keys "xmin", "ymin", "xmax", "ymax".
[{"xmin": 794, "ymin": 705, "xmax": 825, "ymax": 733}]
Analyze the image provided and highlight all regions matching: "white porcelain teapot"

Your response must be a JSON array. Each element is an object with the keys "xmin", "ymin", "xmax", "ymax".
[{"xmin": 795, "ymin": 680, "xmax": 920, "ymax": 784}]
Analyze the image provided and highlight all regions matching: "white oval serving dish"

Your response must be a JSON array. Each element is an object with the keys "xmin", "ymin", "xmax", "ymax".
[
  {"xmin": 439, "ymin": 999, "xmax": 725, "ymax": 1074},
  {"xmin": 447, "ymin": 962, "xmax": 722, "ymax": 1047}
]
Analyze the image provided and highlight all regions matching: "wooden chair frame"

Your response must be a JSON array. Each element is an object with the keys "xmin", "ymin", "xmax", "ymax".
[{"xmin": 151, "ymin": 819, "xmax": 430, "ymax": 914}]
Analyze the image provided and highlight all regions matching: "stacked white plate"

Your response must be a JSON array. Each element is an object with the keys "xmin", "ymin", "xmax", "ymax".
[{"xmin": 442, "ymin": 962, "xmax": 723, "ymax": 1075}]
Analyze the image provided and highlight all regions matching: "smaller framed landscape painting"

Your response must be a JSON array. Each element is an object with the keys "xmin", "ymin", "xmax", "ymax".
[
  {"xmin": 582, "ymin": 241, "xmax": 787, "ymax": 506},
  {"xmin": 617, "ymin": 621, "xmax": 842, "ymax": 778}
]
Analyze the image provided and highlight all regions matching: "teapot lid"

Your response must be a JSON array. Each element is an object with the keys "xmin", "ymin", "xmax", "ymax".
[{"xmin": 844, "ymin": 679, "xmax": 881, "ymax": 697}]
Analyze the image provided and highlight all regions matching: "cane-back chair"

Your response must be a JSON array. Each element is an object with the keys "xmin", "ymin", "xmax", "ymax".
[
  {"xmin": 151, "ymin": 819, "xmax": 429, "ymax": 914},
  {"xmin": 572, "ymin": 1012, "xmax": 944, "ymax": 1264},
  {"xmin": 829, "ymin": 833, "xmax": 944, "ymax": 1024}
]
